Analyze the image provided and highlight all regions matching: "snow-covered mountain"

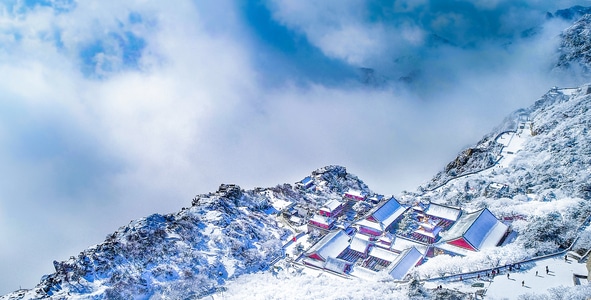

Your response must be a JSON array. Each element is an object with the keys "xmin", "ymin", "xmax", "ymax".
[
  {"xmin": 204, "ymin": 85, "xmax": 591, "ymax": 300},
  {"xmin": 412, "ymin": 85, "xmax": 591, "ymax": 250},
  {"xmin": 5, "ymin": 8, "xmax": 591, "ymax": 300},
  {"xmin": 0, "ymin": 166, "xmax": 370, "ymax": 299},
  {"xmin": 556, "ymin": 13, "xmax": 591, "ymax": 75},
  {"xmin": 421, "ymin": 85, "xmax": 591, "ymax": 199},
  {"xmin": 549, "ymin": 5, "xmax": 591, "ymax": 21},
  {"xmin": 4, "ymin": 83, "xmax": 591, "ymax": 299}
]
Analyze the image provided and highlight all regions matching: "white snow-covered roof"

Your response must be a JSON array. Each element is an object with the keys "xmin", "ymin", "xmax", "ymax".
[
  {"xmin": 320, "ymin": 199, "xmax": 342, "ymax": 212},
  {"xmin": 377, "ymin": 234, "xmax": 393, "ymax": 244},
  {"xmin": 355, "ymin": 219, "xmax": 383, "ymax": 231},
  {"xmin": 289, "ymin": 216, "xmax": 302, "ymax": 223},
  {"xmin": 324, "ymin": 257, "xmax": 350, "ymax": 273},
  {"xmin": 302, "ymin": 257, "xmax": 325, "ymax": 268},
  {"xmin": 369, "ymin": 247, "xmax": 399, "ymax": 262},
  {"xmin": 354, "ymin": 233, "xmax": 371, "ymax": 241},
  {"xmin": 305, "ymin": 230, "xmax": 350, "ymax": 261},
  {"xmin": 479, "ymin": 221, "xmax": 509, "ymax": 249},
  {"xmin": 413, "ymin": 226, "xmax": 442, "ymax": 239},
  {"xmin": 350, "ymin": 235, "xmax": 370, "ymax": 253},
  {"xmin": 391, "ymin": 236, "xmax": 428, "ymax": 254},
  {"xmin": 309, "ymin": 214, "xmax": 335, "ymax": 226},
  {"xmin": 489, "ymin": 182, "xmax": 506, "ymax": 189},
  {"xmin": 345, "ymin": 189, "xmax": 364, "ymax": 197},
  {"xmin": 417, "ymin": 221, "xmax": 437, "ymax": 231},
  {"xmin": 424, "ymin": 203, "xmax": 461, "ymax": 221},
  {"xmin": 388, "ymin": 247, "xmax": 423, "ymax": 280}
]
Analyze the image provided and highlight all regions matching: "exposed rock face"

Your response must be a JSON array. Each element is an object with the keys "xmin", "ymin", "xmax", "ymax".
[{"xmin": 423, "ymin": 128, "xmax": 505, "ymax": 191}]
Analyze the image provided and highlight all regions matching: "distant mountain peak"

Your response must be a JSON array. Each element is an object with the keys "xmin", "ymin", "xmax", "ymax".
[
  {"xmin": 548, "ymin": 5, "xmax": 591, "ymax": 21},
  {"xmin": 1, "ymin": 164, "xmax": 373, "ymax": 299},
  {"xmin": 556, "ymin": 13, "xmax": 591, "ymax": 73}
]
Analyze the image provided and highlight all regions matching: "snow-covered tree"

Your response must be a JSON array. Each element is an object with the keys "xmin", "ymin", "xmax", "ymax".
[{"xmin": 396, "ymin": 210, "xmax": 418, "ymax": 237}]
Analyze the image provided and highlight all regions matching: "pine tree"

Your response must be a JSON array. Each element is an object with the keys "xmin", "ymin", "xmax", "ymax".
[{"xmin": 398, "ymin": 210, "xmax": 417, "ymax": 237}]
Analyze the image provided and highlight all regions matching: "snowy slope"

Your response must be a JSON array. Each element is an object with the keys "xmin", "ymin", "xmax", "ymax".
[
  {"xmin": 5, "ymin": 11, "xmax": 591, "ymax": 299},
  {"xmin": 404, "ymin": 85, "xmax": 591, "ymax": 282},
  {"xmin": 4, "ymin": 84, "xmax": 591, "ymax": 300},
  {"xmin": 419, "ymin": 86, "xmax": 591, "ymax": 205},
  {"xmin": 0, "ymin": 166, "xmax": 369, "ymax": 299},
  {"xmin": 5, "ymin": 184, "xmax": 290, "ymax": 299},
  {"xmin": 3, "ymin": 87, "xmax": 591, "ymax": 299},
  {"xmin": 2, "ymin": 88, "xmax": 591, "ymax": 299}
]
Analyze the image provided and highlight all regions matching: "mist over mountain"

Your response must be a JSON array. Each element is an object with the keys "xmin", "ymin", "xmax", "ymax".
[
  {"xmin": 549, "ymin": 5, "xmax": 591, "ymax": 21},
  {"xmin": 6, "ymin": 81, "xmax": 591, "ymax": 298},
  {"xmin": 1, "ymin": 167, "xmax": 372, "ymax": 299},
  {"xmin": 3, "ymin": 2, "xmax": 591, "ymax": 299}
]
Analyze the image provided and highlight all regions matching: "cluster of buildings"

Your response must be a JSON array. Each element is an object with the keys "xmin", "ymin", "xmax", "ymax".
[{"xmin": 295, "ymin": 188, "xmax": 509, "ymax": 281}]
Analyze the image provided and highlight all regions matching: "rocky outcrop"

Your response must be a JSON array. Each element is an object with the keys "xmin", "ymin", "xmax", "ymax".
[{"xmin": 1, "ymin": 166, "xmax": 369, "ymax": 299}]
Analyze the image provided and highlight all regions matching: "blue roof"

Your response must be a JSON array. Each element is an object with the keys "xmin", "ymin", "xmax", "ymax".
[
  {"xmin": 424, "ymin": 203, "xmax": 461, "ymax": 221},
  {"xmin": 305, "ymin": 230, "xmax": 350, "ymax": 260},
  {"xmin": 442, "ymin": 208, "xmax": 500, "ymax": 250},
  {"xmin": 388, "ymin": 247, "xmax": 423, "ymax": 280},
  {"xmin": 463, "ymin": 209, "xmax": 499, "ymax": 250},
  {"xmin": 301, "ymin": 176, "xmax": 313, "ymax": 184},
  {"xmin": 372, "ymin": 197, "xmax": 402, "ymax": 222}
]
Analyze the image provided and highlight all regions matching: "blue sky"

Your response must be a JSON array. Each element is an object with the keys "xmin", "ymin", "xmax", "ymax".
[{"xmin": 0, "ymin": 0, "xmax": 590, "ymax": 294}]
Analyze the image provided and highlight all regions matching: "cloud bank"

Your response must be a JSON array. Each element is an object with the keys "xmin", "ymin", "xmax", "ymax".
[{"xmin": 0, "ymin": 0, "xmax": 589, "ymax": 294}]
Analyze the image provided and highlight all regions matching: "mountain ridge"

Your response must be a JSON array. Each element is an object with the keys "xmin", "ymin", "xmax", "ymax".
[
  {"xmin": 5, "ymin": 8, "xmax": 591, "ymax": 300},
  {"xmin": 4, "ymin": 83, "xmax": 591, "ymax": 299},
  {"xmin": 1, "ymin": 166, "xmax": 371, "ymax": 299}
]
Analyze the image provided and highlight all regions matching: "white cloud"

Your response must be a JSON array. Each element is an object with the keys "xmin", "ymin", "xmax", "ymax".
[
  {"xmin": 400, "ymin": 23, "xmax": 427, "ymax": 46},
  {"xmin": 315, "ymin": 24, "xmax": 387, "ymax": 65},
  {"xmin": 0, "ymin": 0, "xmax": 262, "ymax": 293},
  {"xmin": 0, "ymin": 0, "xmax": 590, "ymax": 295},
  {"xmin": 266, "ymin": 0, "xmax": 387, "ymax": 65}
]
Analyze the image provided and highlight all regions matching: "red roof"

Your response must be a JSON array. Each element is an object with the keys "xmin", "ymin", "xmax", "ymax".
[{"xmin": 447, "ymin": 237, "xmax": 476, "ymax": 251}]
